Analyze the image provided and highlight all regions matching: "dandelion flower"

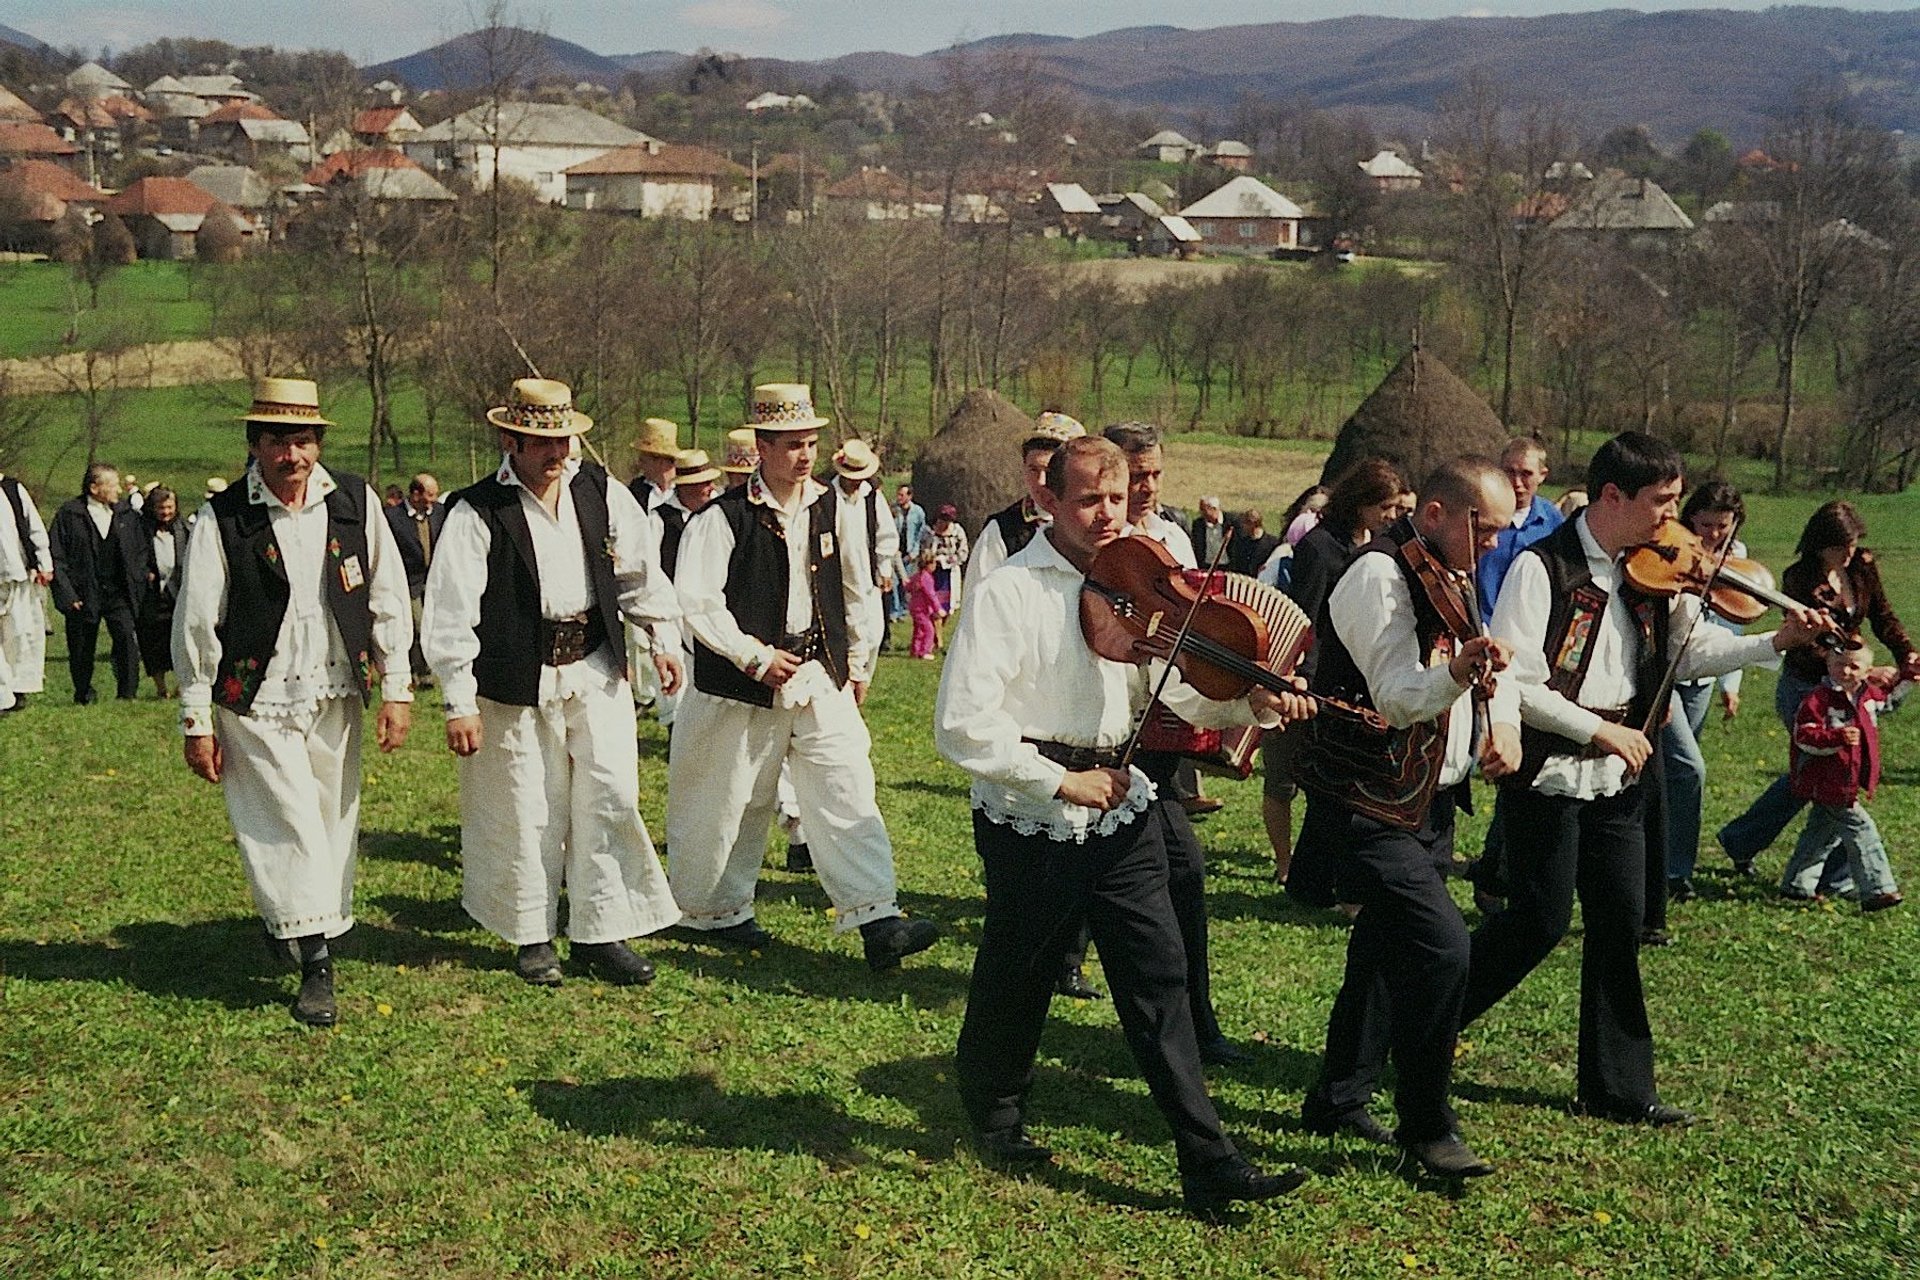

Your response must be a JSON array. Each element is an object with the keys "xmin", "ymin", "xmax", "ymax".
[
  {"xmin": 853, "ymin": 1224, "xmax": 872, "ymax": 1240},
  {"xmin": 1593, "ymin": 1210, "xmax": 1614, "ymax": 1225},
  {"xmin": 376, "ymin": 1002, "xmax": 393, "ymax": 1017}
]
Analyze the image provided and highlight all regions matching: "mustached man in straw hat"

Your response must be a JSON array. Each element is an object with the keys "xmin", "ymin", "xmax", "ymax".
[
  {"xmin": 422, "ymin": 378, "xmax": 684, "ymax": 988},
  {"xmin": 668, "ymin": 383, "xmax": 938, "ymax": 971},
  {"xmin": 173, "ymin": 378, "xmax": 415, "ymax": 1026},
  {"xmin": 634, "ymin": 447, "xmax": 723, "ymax": 732}
]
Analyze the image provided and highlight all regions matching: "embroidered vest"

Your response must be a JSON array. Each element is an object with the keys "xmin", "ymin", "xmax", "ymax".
[
  {"xmin": 691, "ymin": 483, "xmax": 850, "ymax": 708},
  {"xmin": 451, "ymin": 463, "xmax": 626, "ymax": 708},
  {"xmin": 210, "ymin": 472, "xmax": 375, "ymax": 715},
  {"xmin": 1510, "ymin": 519, "xmax": 1672, "ymax": 788},
  {"xmin": 1295, "ymin": 517, "xmax": 1458, "ymax": 830},
  {"xmin": 990, "ymin": 498, "xmax": 1043, "ymax": 561}
]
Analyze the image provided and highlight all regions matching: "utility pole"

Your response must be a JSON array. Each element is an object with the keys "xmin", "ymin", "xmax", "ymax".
[{"xmin": 750, "ymin": 139, "xmax": 759, "ymax": 241}]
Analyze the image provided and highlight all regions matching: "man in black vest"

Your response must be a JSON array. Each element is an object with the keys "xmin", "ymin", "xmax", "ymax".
[
  {"xmin": 1474, "ymin": 431, "xmax": 1831, "ymax": 1126},
  {"xmin": 962, "ymin": 412, "xmax": 1084, "ymax": 610},
  {"xmin": 634, "ymin": 448, "xmax": 721, "ymax": 732},
  {"xmin": 1295, "ymin": 457, "xmax": 1518, "ymax": 1178},
  {"xmin": 50, "ymin": 462, "xmax": 145, "ymax": 703},
  {"xmin": 629, "ymin": 417, "xmax": 680, "ymax": 515},
  {"xmin": 830, "ymin": 438, "xmax": 897, "ymax": 654},
  {"xmin": 173, "ymin": 378, "xmax": 414, "ymax": 1026},
  {"xmin": 667, "ymin": 383, "xmax": 938, "ymax": 972},
  {"xmin": 0, "ymin": 469, "xmax": 51, "ymax": 712},
  {"xmin": 424, "ymin": 379, "xmax": 685, "ymax": 989},
  {"xmin": 384, "ymin": 472, "xmax": 445, "ymax": 685}
]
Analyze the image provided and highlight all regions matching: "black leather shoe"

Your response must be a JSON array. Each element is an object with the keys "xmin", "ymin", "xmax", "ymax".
[
  {"xmin": 571, "ymin": 940, "xmax": 655, "ymax": 986},
  {"xmin": 1668, "ymin": 877, "xmax": 1695, "ymax": 902},
  {"xmin": 704, "ymin": 919, "xmax": 773, "ymax": 949},
  {"xmin": 862, "ymin": 916, "xmax": 939, "ymax": 971},
  {"xmin": 1574, "ymin": 1097, "xmax": 1695, "ymax": 1127},
  {"xmin": 292, "ymin": 959, "xmax": 337, "ymax": 1026},
  {"xmin": 1300, "ymin": 1098, "xmax": 1394, "ymax": 1145},
  {"xmin": 1730, "ymin": 858, "xmax": 1759, "ymax": 879},
  {"xmin": 515, "ymin": 942, "xmax": 564, "ymax": 986},
  {"xmin": 784, "ymin": 841, "xmax": 813, "ymax": 873},
  {"xmin": 1398, "ymin": 1131, "xmax": 1493, "ymax": 1178},
  {"xmin": 1198, "ymin": 1036, "xmax": 1250, "ymax": 1067},
  {"xmin": 1055, "ymin": 967, "xmax": 1103, "ymax": 1000},
  {"xmin": 974, "ymin": 1125, "xmax": 1053, "ymax": 1166},
  {"xmin": 1639, "ymin": 926, "xmax": 1673, "ymax": 947},
  {"xmin": 74, "ymin": 688, "xmax": 97, "ymax": 705},
  {"xmin": 1181, "ymin": 1155, "xmax": 1309, "ymax": 1220}
]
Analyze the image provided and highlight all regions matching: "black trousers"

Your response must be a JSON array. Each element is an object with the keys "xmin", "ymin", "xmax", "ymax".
[
  {"xmin": 1285, "ymin": 791, "xmax": 1341, "ymax": 908},
  {"xmin": 1462, "ymin": 784, "xmax": 1658, "ymax": 1108},
  {"xmin": 66, "ymin": 607, "xmax": 139, "ymax": 701},
  {"xmin": 1060, "ymin": 752, "xmax": 1222, "ymax": 1044},
  {"xmin": 956, "ymin": 809, "xmax": 1234, "ymax": 1174},
  {"xmin": 1309, "ymin": 795, "xmax": 1467, "ymax": 1141}
]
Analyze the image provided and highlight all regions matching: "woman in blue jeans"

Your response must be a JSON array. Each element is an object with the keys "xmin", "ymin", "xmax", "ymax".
[
  {"xmin": 1718, "ymin": 502, "xmax": 1920, "ymax": 889},
  {"xmin": 1663, "ymin": 483, "xmax": 1752, "ymax": 899}
]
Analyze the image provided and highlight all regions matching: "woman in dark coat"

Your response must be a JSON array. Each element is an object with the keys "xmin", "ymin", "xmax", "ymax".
[{"xmin": 136, "ymin": 486, "xmax": 181, "ymax": 698}]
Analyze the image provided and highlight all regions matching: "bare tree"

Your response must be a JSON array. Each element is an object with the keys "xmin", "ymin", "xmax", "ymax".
[
  {"xmin": 54, "ymin": 316, "xmax": 156, "ymax": 468},
  {"xmin": 458, "ymin": 0, "xmax": 552, "ymax": 299},
  {"xmin": 0, "ymin": 367, "xmax": 47, "ymax": 476}
]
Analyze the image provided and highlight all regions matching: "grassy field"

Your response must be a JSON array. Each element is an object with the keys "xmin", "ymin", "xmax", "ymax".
[
  {"xmin": 2, "ymin": 478, "xmax": 1916, "ymax": 1277},
  {"xmin": 0, "ymin": 261, "xmax": 215, "ymax": 359}
]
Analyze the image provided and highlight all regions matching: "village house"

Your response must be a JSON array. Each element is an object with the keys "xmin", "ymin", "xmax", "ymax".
[
  {"xmin": 1178, "ymin": 175, "xmax": 1306, "ymax": 251},
  {"xmin": 1139, "ymin": 129, "xmax": 1203, "ymax": 164},
  {"xmin": 1549, "ymin": 173, "xmax": 1694, "ymax": 245},
  {"xmin": 744, "ymin": 91, "xmax": 815, "ymax": 113},
  {"xmin": 1145, "ymin": 214, "xmax": 1203, "ymax": 258},
  {"xmin": 0, "ymin": 160, "xmax": 106, "ymax": 250},
  {"xmin": 1208, "ymin": 140, "xmax": 1253, "ymax": 172},
  {"xmin": 352, "ymin": 105, "xmax": 423, "ymax": 147},
  {"xmin": 563, "ymin": 140, "xmax": 744, "ymax": 219},
  {"xmin": 1097, "ymin": 191, "xmax": 1166, "ymax": 245},
  {"xmin": 196, "ymin": 101, "xmax": 312, "ymax": 165},
  {"xmin": 65, "ymin": 61, "xmax": 131, "ymax": 99},
  {"xmin": 1358, "ymin": 149, "xmax": 1423, "ymax": 193},
  {"xmin": 0, "ymin": 84, "xmax": 41, "ymax": 123},
  {"xmin": 187, "ymin": 164, "xmax": 278, "ymax": 214},
  {"xmin": 0, "ymin": 122, "xmax": 81, "ymax": 172},
  {"xmin": 304, "ymin": 149, "xmax": 455, "ymax": 202},
  {"xmin": 822, "ymin": 166, "xmax": 942, "ymax": 222},
  {"xmin": 406, "ymin": 102, "xmax": 650, "ymax": 204},
  {"xmin": 1040, "ymin": 182, "xmax": 1100, "ymax": 237},
  {"xmin": 99, "ymin": 176, "xmax": 254, "ymax": 260}
]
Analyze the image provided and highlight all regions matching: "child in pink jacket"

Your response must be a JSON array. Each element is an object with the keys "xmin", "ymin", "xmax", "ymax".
[
  {"xmin": 906, "ymin": 547, "xmax": 943, "ymax": 660},
  {"xmin": 1781, "ymin": 635, "xmax": 1907, "ymax": 911}
]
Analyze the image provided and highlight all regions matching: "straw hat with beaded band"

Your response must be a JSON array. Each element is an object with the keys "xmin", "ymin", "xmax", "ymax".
[
  {"xmin": 745, "ymin": 383, "xmax": 829, "ymax": 433},
  {"xmin": 720, "ymin": 428, "xmax": 759, "ymax": 474},
  {"xmin": 240, "ymin": 377, "xmax": 333, "ymax": 428},
  {"xmin": 485, "ymin": 378, "xmax": 593, "ymax": 438}
]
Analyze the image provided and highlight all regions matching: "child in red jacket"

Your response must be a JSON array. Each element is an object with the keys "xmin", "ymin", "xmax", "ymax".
[{"xmin": 1781, "ymin": 635, "xmax": 1907, "ymax": 911}]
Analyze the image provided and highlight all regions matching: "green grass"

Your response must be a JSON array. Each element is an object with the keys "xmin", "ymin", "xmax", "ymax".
[
  {"xmin": 0, "ymin": 260, "xmax": 215, "ymax": 358},
  {"xmin": 3, "ymin": 478, "xmax": 1917, "ymax": 1277}
]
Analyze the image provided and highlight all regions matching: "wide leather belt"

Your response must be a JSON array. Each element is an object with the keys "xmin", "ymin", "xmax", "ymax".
[
  {"xmin": 779, "ymin": 629, "xmax": 823, "ymax": 661},
  {"xmin": 1023, "ymin": 738, "xmax": 1127, "ymax": 771},
  {"xmin": 539, "ymin": 611, "xmax": 603, "ymax": 667}
]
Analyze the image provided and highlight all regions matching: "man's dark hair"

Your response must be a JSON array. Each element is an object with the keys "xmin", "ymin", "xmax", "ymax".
[
  {"xmin": 1101, "ymin": 421, "xmax": 1161, "ymax": 455},
  {"xmin": 1586, "ymin": 431, "xmax": 1682, "ymax": 500},
  {"xmin": 1417, "ymin": 456, "xmax": 1504, "ymax": 513},
  {"xmin": 1044, "ymin": 436, "xmax": 1125, "ymax": 496},
  {"xmin": 81, "ymin": 462, "xmax": 117, "ymax": 497}
]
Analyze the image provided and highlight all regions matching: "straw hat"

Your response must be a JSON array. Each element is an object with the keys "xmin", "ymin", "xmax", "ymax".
[
  {"xmin": 1028, "ymin": 411, "xmax": 1087, "ymax": 447},
  {"xmin": 672, "ymin": 448, "xmax": 721, "ymax": 487},
  {"xmin": 204, "ymin": 477, "xmax": 228, "ymax": 499},
  {"xmin": 634, "ymin": 417, "xmax": 680, "ymax": 458},
  {"xmin": 720, "ymin": 428, "xmax": 759, "ymax": 474},
  {"xmin": 745, "ymin": 383, "xmax": 829, "ymax": 433},
  {"xmin": 832, "ymin": 438, "xmax": 880, "ymax": 481},
  {"xmin": 485, "ymin": 378, "xmax": 592, "ymax": 437},
  {"xmin": 240, "ymin": 377, "xmax": 333, "ymax": 427}
]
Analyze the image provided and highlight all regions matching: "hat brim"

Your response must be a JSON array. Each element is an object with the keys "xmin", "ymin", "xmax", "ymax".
[
  {"xmin": 719, "ymin": 462, "xmax": 756, "ymax": 474},
  {"xmin": 486, "ymin": 406, "xmax": 594, "ymax": 437},
  {"xmin": 748, "ymin": 416, "xmax": 830, "ymax": 433},
  {"xmin": 636, "ymin": 443, "xmax": 681, "ymax": 458},
  {"xmin": 241, "ymin": 409, "xmax": 333, "ymax": 427},
  {"xmin": 675, "ymin": 467, "xmax": 723, "ymax": 486},
  {"xmin": 834, "ymin": 461, "xmax": 880, "ymax": 481}
]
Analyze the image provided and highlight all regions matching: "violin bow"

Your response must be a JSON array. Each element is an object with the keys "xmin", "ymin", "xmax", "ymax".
[
  {"xmin": 1117, "ymin": 523, "xmax": 1236, "ymax": 769},
  {"xmin": 1638, "ymin": 515, "xmax": 1744, "ymax": 739},
  {"xmin": 1463, "ymin": 506, "xmax": 1495, "ymax": 742}
]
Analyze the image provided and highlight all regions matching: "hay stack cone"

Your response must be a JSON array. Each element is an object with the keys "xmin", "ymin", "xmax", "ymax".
[
  {"xmin": 910, "ymin": 389, "xmax": 1035, "ymax": 531},
  {"xmin": 1320, "ymin": 346, "xmax": 1508, "ymax": 487}
]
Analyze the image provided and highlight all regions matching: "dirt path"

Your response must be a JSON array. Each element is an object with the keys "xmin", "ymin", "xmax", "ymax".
[{"xmin": 2, "ymin": 339, "xmax": 244, "ymax": 396}]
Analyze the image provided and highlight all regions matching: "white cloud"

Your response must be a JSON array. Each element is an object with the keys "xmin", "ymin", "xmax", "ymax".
[{"xmin": 676, "ymin": 0, "xmax": 794, "ymax": 34}]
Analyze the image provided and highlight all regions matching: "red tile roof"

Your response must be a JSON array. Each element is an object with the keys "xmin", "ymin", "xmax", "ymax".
[
  {"xmin": 101, "ymin": 175, "xmax": 225, "ymax": 217},
  {"xmin": 305, "ymin": 148, "xmax": 421, "ymax": 184},
  {"xmin": 56, "ymin": 97, "xmax": 116, "ymax": 130},
  {"xmin": 97, "ymin": 94, "xmax": 156, "ymax": 123},
  {"xmin": 0, "ymin": 158, "xmax": 105, "ymax": 202},
  {"xmin": 352, "ymin": 106, "xmax": 408, "ymax": 135},
  {"xmin": 0, "ymin": 121, "xmax": 78, "ymax": 156},
  {"xmin": 564, "ymin": 141, "xmax": 745, "ymax": 178},
  {"xmin": 200, "ymin": 100, "xmax": 279, "ymax": 125}
]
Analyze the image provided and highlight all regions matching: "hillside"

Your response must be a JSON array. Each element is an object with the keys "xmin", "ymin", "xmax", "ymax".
[
  {"xmin": 0, "ymin": 22, "xmax": 48, "ymax": 52},
  {"xmin": 364, "ymin": 26, "xmax": 628, "ymax": 91},
  {"xmin": 364, "ymin": 8, "xmax": 1920, "ymax": 142}
]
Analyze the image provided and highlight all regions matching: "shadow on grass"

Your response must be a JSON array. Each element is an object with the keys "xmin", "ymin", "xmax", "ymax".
[
  {"xmin": 0, "ymin": 915, "xmax": 504, "ymax": 1011},
  {"xmin": 659, "ymin": 927, "xmax": 974, "ymax": 1007},
  {"xmin": 883, "ymin": 778, "xmax": 970, "ymax": 800},
  {"xmin": 360, "ymin": 823, "xmax": 462, "ymax": 873}
]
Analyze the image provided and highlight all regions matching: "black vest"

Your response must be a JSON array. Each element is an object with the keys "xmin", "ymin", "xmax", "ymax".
[
  {"xmin": 451, "ymin": 463, "xmax": 626, "ymax": 708},
  {"xmin": 863, "ymin": 482, "xmax": 883, "ymax": 585},
  {"xmin": 210, "ymin": 470, "xmax": 375, "ymax": 715},
  {"xmin": 990, "ymin": 498, "xmax": 1043, "ymax": 561},
  {"xmin": 657, "ymin": 503, "xmax": 688, "ymax": 581},
  {"xmin": 1, "ymin": 476, "xmax": 38, "ymax": 572},
  {"xmin": 691, "ymin": 483, "xmax": 850, "ymax": 708},
  {"xmin": 1510, "ymin": 518, "xmax": 1673, "ymax": 788},
  {"xmin": 1296, "ymin": 517, "xmax": 1458, "ymax": 830}
]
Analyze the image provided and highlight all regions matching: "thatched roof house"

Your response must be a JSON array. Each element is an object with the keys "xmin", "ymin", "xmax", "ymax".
[
  {"xmin": 910, "ymin": 389, "xmax": 1035, "ymax": 532},
  {"xmin": 1320, "ymin": 346, "xmax": 1507, "ymax": 487}
]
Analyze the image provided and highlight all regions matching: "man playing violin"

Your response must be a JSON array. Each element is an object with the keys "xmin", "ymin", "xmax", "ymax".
[
  {"xmin": 1295, "ymin": 456, "xmax": 1520, "ymax": 1179},
  {"xmin": 1471, "ymin": 431, "xmax": 1833, "ymax": 1128},
  {"xmin": 934, "ymin": 435, "xmax": 1316, "ymax": 1218}
]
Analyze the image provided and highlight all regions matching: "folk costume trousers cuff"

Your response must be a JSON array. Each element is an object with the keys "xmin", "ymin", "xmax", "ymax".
[
  {"xmin": 0, "ymin": 578, "xmax": 47, "ymax": 700},
  {"xmin": 1463, "ymin": 784, "xmax": 1658, "ymax": 1109},
  {"xmin": 666, "ymin": 685, "xmax": 898, "ymax": 934},
  {"xmin": 216, "ymin": 698, "xmax": 361, "ymax": 941},
  {"xmin": 459, "ymin": 676, "xmax": 680, "ymax": 947}
]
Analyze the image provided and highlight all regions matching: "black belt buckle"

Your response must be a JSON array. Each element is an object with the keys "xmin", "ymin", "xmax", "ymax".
[
  {"xmin": 780, "ymin": 630, "xmax": 822, "ymax": 660},
  {"xmin": 541, "ymin": 614, "xmax": 599, "ymax": 666}
]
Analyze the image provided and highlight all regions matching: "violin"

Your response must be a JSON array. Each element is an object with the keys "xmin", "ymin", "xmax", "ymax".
[
  {"xmin": 1399, "ymin": 518, "xmax": 1497, "ymax": 744},
  {"xmin": 1623, "ymin": 521, "xmax": 1842, "ymax": 648},
  {"xmin": 1079, "ymin": 535, "xmax": 1387, "ymax": 732}
]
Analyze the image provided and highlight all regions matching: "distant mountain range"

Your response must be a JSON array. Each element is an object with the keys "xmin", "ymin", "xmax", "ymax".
[{"xmin": 0, "ymin": 22, "xmax": 48, "ymax": 52}]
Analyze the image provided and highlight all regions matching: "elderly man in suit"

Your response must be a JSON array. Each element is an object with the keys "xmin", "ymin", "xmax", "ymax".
[
  {"xmin": 50, "ymin": 463, "xmax": 146, "ymax": 703},
  {"xmin": 386, "ymin": 472, "xmax": 446, "ymax": 684}
]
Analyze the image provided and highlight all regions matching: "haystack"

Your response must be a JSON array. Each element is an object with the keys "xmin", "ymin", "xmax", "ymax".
[
  {"xmin": 911, "ymin": 388, "xmax": 1034, "ymax": 531},
  {"xmin": 1320, "ymin": 346, "xmax": 1508, "ymax": 487}
]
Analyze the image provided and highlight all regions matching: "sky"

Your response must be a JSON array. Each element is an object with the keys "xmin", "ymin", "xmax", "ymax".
[{"xmin": 8, "ymin": 0, "xmax": 1918, "ymax": 66}]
